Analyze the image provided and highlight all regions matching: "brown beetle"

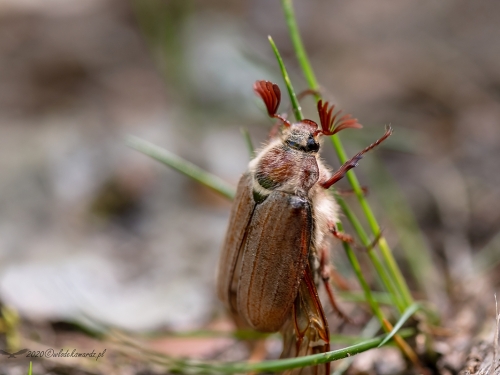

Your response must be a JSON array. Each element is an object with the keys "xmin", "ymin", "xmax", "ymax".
[{"xmin": 217, "ymin": 80, "xmax": 392, "ymax": 374}]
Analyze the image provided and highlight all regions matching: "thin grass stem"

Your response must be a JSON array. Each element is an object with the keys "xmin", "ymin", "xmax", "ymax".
[
  {"xmin": 378, "ymin": 302, "xmax": 421, "ymax": 348},
  {"xmin": 335, "ymin": 195, "xmax": 406, "ymax": 313},
  {"xmin": 267, "ymin": 38, "xmax": 396, "ymax": 339},
  {"xmin": 268, "ymin": 36, "xmax": 303, "ymax": 121},
  {"xmin": 366, "ymin": 157, "xmax": 438, "ymax": 302},
  {"xmin": 126, "ymin": 135, "xmax": 236, "ymax": 200},
  {"xmin": 337, "ymin": 222, "xmax": 385, "ymax": 323},
  {"xmin": 280, "ymin": 0, "xmax": 414, "ymax": 310},
  {"xmin": 281, "ymin": 0, "xmax": 320, "ymax": 98},
  {"xmin": 240, "ymin": 127, "xmax": 255, "ymax": 157},
  {"xmin": 338, "ymin": 290, "xmax": 394, "ymax": 306},
  {"xmin": 129, "ymin": 328, "xmax": 415, "ymax": 374}
]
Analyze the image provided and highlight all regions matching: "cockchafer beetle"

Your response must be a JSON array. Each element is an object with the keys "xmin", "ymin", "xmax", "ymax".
[{"xmin": 217, "ymin": 80, "xmax": 392, "ymax": 374}]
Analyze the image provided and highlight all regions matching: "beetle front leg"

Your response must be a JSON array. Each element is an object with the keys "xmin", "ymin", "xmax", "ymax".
[
  {"xmin": 320, "ymin": 126, "xmax": 393, "ymax": 189},
  {"xmin": 320, "ymin": 155, "xmax": 364, "ymax": 189}
]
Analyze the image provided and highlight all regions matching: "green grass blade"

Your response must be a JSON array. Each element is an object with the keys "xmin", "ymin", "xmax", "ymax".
[
  {"xmin": 333, "ymin": 317, "xmax": 381, "ymax": 375},
  {"xmin": 240, "ymin": 127, "xmax": 255, "ymax": 157},
  {"xmin": 132, "ymin": 328, "xmax": 399, "ymax": 347},
  {"xmin": 281, "ymin": 0, "xmax": 319, "ymax": 98},
  {"xmin": 279, "ymin": 1, "xmax": 422, "ymax": 364},
  {"xmin": 337, "ymin": 221, "xmax": 384, "ymax": 323},
  {"xmin": 148, "ymin": 329, "xmax": 415, "ymax": 373},
  {"xmin": 378, "ymin": 303, "xmax": 421, "ymax": 348},
  {"xmin": 335, "ymin": 195, "xmax": 406, "ymax": 313},
  {"xmin": 365, "ymin": 157, "xmax": 439, "ymax": 302},
  {"xmin": 330, "ymin": 136, "xmax": 414, "ymax": 309},
  {"xmin": 126, "ymin": 135, "xmax": 236, "ymax": 200},
  {"xmin": 139, "ymin": 328, "xmax": 393, "ymax": 347},
  {"xmin": 268, "ymin": 36, "xmax": 303, "ymax": 122},
  {"xmin": 27, "ymin": 362, "xmax": 32, "ymax": 375},
  {"xmin": 338, "ymin": 290, "xmax": 395, "ymax": 306},
  {"xmin": 268, "ymin": 21, "xmax": 408, "ymax": 316},
  {"xmin": 280, "ymin": 0, "xmax": 414, "ymax": 311}
]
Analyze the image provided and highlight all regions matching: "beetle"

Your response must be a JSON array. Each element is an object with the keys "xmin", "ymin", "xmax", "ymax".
[{"xmin": 217, "ymin": 80, "xmax": 392, "ymax": 374}]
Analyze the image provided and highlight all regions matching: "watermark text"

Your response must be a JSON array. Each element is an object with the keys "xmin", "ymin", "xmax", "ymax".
[{"xmin": 1, "ymin": 348, "xmax": 106, "ymax": 361}]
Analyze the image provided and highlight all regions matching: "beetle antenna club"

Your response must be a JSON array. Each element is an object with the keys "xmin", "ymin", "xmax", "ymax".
[
  {"xmin": 316, "ymin": 100, "xmax": 363, "ymax": 136},
  {"xmin": 253, "ymin": 80, "xmax": 291, "ymax": 127}
]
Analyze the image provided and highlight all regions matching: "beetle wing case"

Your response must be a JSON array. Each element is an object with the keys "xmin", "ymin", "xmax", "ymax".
[
  {"xmin": 237, "ymin": 189, "xmax": 312, "ymax": 332},
  {"xmin": 217, "ymin": 173, "xmax": 255, "ymax": 314},
  {"xmin": 217, "ymin": 172, "xmax": 313, "ymax": 333}
]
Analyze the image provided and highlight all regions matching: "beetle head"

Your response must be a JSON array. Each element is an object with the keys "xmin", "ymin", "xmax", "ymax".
[
  {"xmin": 282, "ymin": 121, "xmax": 321, "ymax": 153},
  {"xmin": 253, "ymin": 80, "xmax": 363, "ymax": 152}
]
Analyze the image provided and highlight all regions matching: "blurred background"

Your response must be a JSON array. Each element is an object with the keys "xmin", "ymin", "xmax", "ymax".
[{"xmin": 0, "ymin": 0, "xmax": 499, "ymax": 367}]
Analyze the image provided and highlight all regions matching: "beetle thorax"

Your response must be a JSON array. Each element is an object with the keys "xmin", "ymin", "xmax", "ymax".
[{"xmin": 249, "ymin": 123, "xmax": 321, "ymax": 198}]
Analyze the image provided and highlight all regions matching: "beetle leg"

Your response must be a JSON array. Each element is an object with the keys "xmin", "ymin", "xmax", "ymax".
[
  {"xmin": 227, "ymin": 313, "xmax": 268, "ymax": 369},
  {"xmin": 318, "ymin": 246, "xmax": 353, "ymax": 323},
  {"xmin": 319, "ymin": 247, "xmax": 350, "ymax": 291},
  {"xmin": 247, "ymin": 339, "xmax": 267, "ymax": 371},
  {"xmin": 318, "ymin": 247, "xmax": 331, "ymax": 282},
  {"xmin": 267, "ymin": 113, "xmax": 288, "ymax": 139},
  {"xmin": 281, "ymin": 265, "xmax": 330, "ymax": 375},
  {"xmin": 366, "ymin": 230, "xmax": 384, "ymax": 251},
  {"xmin": 329, "ymin": 225, "xmax": 356, "ymax": 245},
  {"xmin": 319, "ymin": 155, "xmax": 361, "ymax": 189},
  {"xmin": 320, "ymin": 126, "xmax": 393, "ymax": 189},
  {"xmin": 328, "ymin": 222, "xmax": 383, "ymax": 252}
]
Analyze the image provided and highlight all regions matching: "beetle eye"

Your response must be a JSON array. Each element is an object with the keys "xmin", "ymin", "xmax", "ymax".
[
  {"xmin": 305, "ymin": 137, "xmax": 319, "ymax": 152},
  {"xmin": 286, "ymin": 137, "xmax": 319, "ymax": 153}
]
